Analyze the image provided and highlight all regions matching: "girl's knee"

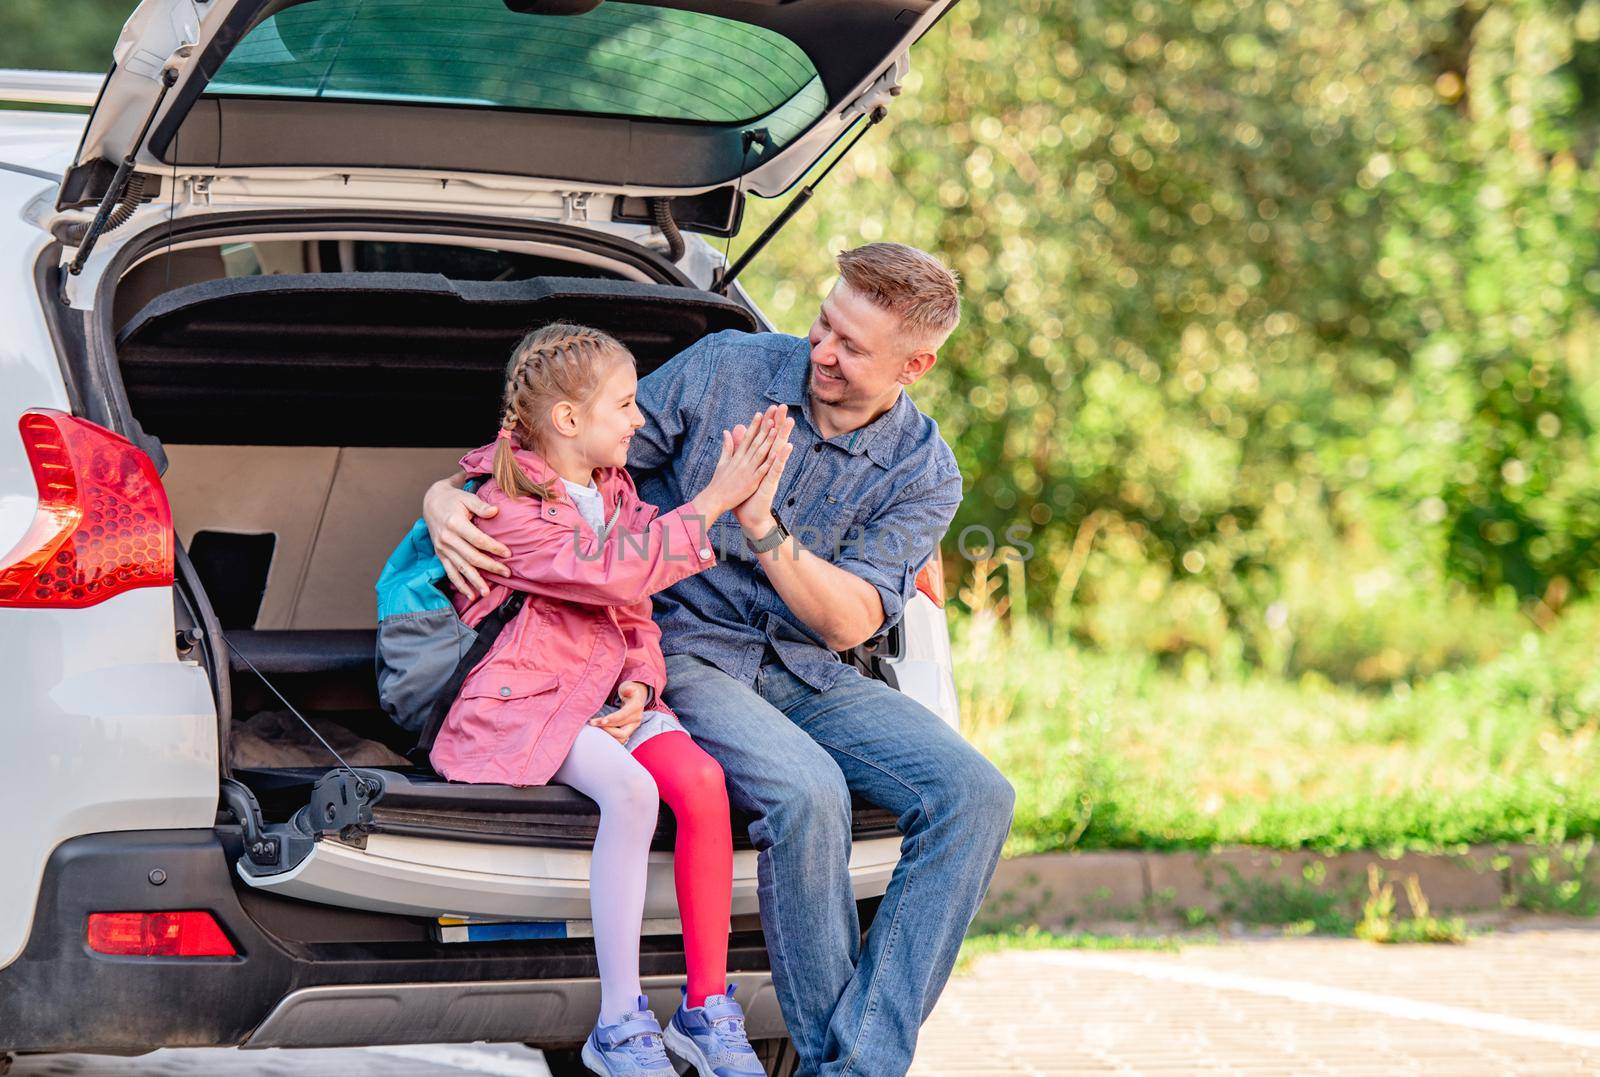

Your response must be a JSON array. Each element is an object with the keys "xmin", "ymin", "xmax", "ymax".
[
  {"xmin": 685, "ymin": 745, "xmax": 725, "ymax": 792},
  {"xmin": 661, "ymin": 747, "xmax": 729, "ymax": 822},
  {"xmin": 607, "ymin": 763, "xmax": 660, "ymax": 821}
]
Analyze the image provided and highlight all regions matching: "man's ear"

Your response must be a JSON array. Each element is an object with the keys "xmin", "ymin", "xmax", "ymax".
[{"xmin": 899, "ymin": 349, "xmax": 938, "ymax": 387}]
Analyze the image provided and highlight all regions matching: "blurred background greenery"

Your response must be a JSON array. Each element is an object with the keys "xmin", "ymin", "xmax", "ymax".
[
  {"xmin": 744, "ymin": 0, "xmax": 1600, "ymax": 661},
  {"xmin": 8, "ymin": 0, "xmax": 1598, "ymax": 852}
]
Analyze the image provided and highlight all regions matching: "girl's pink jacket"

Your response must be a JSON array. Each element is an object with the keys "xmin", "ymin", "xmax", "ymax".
[{"xmin": 428, "ymin": 440, "xmax": 717, "ymax": 787}]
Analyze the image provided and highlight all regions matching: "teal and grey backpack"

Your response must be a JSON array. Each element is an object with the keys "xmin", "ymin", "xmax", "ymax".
[{"xmin": 374, "ymin": 483, "xmax": 525, "ymax": 764}]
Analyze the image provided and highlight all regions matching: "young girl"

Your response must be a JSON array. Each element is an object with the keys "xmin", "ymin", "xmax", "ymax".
[{"xmin": 429, "ymin": 323, "xmax": 792, "ymax": 1076}]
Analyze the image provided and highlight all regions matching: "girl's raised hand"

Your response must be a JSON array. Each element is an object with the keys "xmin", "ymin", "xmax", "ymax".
[
  {"xmin": 733, "ymin": 411, "xmax": 796, "ymax": 533},
  {"xmin": 689, "ymin": 405, "xmax": 787, "ymax": 522}
]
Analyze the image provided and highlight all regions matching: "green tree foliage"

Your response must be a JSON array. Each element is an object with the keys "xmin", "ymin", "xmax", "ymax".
[
  {"xmin": 740, "ymin": 0, "xmax": 1600, "ymax": 666},
  {"xmin": 0, "ymin": 1, "xmax": 132, "ymax": 72}
]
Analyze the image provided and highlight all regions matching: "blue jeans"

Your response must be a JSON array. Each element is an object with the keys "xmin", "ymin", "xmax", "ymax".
[{"xmin": 662, "ymin": 654, "xmax": 1015, "ymax": 1077}]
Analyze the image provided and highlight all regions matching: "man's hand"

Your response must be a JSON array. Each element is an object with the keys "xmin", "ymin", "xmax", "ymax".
[
  {"xmin": 423, "ymin": 476, "xmax": 511, "ymax": 598},
  {"xmin": 733, "ymin": 405, "xmax": 796, "ymax": 535},
  {"xmin": 589, "ymin": 680, "xmax": 649, "ymax": 744}
]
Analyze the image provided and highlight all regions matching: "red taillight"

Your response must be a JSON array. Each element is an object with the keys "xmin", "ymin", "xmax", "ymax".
[
  {"xmin": 87, "ymin": 911, "xmax": 236, "ymax": 957},
  {"xmin": 0, "ymin": 409, "xmax": 172, "ymax": 608},
  {"xmin": 915, "ymin": 553, "xmax": 946, "ymax": 608}
]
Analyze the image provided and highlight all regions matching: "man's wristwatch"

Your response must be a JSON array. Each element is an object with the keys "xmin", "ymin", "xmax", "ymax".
[{"xmin": 745, "ymin": 513, "xmax": 789, "ymax": 554}]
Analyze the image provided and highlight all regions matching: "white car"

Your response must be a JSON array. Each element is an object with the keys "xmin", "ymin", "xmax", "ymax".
[{"xmin": 0, "ymin": 1, "xmax": 962, "ymax": 1072}]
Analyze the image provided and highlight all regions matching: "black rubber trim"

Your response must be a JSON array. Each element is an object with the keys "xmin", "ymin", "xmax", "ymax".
[
  {"xmin": 0, "ymin": 829, "xmax": 824, "ymax": 1053},
  {"xmin": 31, "ymin": 242, "xmax": 90, "ymax": 419},
  {"xmin": 99, "ymin": 208, "xmax": 692, "ymax": 289}
]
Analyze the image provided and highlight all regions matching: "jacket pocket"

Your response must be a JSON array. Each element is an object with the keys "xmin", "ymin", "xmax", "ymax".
[
  {"xmin": 460, "ymin": 670, "xmax": 561, "ymax": 739},
  {"xmin": 461, "ymin": 670, "xmax": 560, "ymax": 702}
]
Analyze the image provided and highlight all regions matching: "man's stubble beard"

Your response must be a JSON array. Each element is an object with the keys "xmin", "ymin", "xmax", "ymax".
[{"xmin": 808, "ymin": 366, "xmax": 850, "ymax": 406}]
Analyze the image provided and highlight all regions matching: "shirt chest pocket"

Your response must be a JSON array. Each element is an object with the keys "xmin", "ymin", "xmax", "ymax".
[{"xmin": 789, "ymin": 490, "xmax": 864, "ymax": 561}]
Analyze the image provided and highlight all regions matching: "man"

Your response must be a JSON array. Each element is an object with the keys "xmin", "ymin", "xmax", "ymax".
[{"xmin": 424, "ymin": 243, "xmax": 1014, "ymax": 1076}]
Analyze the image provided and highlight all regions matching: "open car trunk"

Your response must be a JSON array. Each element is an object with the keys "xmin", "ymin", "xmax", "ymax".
[{"xmin": 110, "ymin": 267, "xmax": 901, "ymax": 921}]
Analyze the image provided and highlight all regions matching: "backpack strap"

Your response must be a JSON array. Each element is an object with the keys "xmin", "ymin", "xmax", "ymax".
[{"xmin": 409, "ymin": 589, "xmax": 528, "ymax": 767}]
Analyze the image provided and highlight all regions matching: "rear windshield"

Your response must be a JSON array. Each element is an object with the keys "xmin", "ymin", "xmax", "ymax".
[{"xmin": 208, "ymin": 0, "xmax": 826, "ymax": 133}]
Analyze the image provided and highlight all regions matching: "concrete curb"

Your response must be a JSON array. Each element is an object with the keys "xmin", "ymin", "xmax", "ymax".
[{"xmin": 978, "ymin": 843, "xmax": 1596, "ymax": 929}]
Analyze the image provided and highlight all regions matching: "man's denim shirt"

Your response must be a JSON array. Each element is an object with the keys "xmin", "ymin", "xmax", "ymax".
[{"xmin": 628, "ymin": 329, "xmax": 964, "ymax": 692}]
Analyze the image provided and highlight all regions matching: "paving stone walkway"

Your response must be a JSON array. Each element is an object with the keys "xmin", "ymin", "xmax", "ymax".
[{"xmin": 910, "ymin": 919, "xmax": 1600, "ymax": 1074}]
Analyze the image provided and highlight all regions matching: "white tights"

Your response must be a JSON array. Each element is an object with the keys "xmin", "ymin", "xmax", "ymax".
[{"xmin": 551, "ymin": 724, "xmax": 660, "ymax": 1024}]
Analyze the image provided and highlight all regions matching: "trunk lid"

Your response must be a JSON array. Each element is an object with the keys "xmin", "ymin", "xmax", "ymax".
[{"xmin": 59, "ymin": 0, "xmax": 958, "ymax": 213}]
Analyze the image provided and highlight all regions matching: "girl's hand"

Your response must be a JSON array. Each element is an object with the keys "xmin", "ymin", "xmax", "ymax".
[
  {"xmin": 733, "ymin": 411, "xmax": 797, "ymax": 535},
  {"xmin": 589, "ymin": 680, "xmax": 649, "ymax": 743},
  {"xmin": 689, "ymin": 406, "xmax": 787, "ymax": 523}
]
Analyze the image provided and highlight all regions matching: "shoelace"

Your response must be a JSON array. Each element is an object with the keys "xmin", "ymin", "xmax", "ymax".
[{"xmin": 708, "ymin": 1011, "xmax": 752, "ymax": 1055}]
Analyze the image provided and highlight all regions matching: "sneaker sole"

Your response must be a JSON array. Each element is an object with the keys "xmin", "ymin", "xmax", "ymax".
[
  {"xmin": 582, "ymin": 1037, "xmax": 676, "ymax": 1075},
  {"xmin": 580, "ymin": 1040, "xmax": 609, "ymax": 1075},
  {"xmin": 662, "ymin": 1022, "xmax": 715, "ymax": 1076}
]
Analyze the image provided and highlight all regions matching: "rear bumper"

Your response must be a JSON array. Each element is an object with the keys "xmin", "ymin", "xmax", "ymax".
[
  {"xmin": 0, "ymin": 830, "xmax": 805, "ymax": 1053},
  {"xmin": 243, "ymin": 829, "xmax": 903, "ymax": 922},
  {"xmin": 243, "ymin": 972, "xmax": 784, "ymax": 1049}
]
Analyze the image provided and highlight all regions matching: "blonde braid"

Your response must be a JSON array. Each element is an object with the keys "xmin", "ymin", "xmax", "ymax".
[{"xmin": 492, "ymin": 323, "xmax": 633, "ymax": 501}]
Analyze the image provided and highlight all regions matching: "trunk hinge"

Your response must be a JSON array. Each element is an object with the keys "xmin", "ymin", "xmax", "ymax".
[
  {"xmin": 713, "ymin": 103, "xmax": 891, "ymax": 296},
  {"xmin": 841, "ymin": 58, "xmax": 907, "ymax": 124},
  {"xmin": 222, "ymin": 770, "xmax": 384, "ymax": 879},
  {"xmin": 220, "ymin": 633, "xmax": 384, "ymax": 877},
  {"xmin": 66, "ymin": 55, "xmax": 189, "ymax": 277}
]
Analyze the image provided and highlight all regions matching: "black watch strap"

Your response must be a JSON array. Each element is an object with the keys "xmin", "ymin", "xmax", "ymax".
[{"xmin": 746, "ymin": 514, "xmax": 788, "ymax": 554}]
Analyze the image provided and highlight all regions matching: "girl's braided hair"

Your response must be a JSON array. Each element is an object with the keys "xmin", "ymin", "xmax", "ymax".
[{"xmin": 493, "ymin": 322, "xmax": 632, "ymax": 501}]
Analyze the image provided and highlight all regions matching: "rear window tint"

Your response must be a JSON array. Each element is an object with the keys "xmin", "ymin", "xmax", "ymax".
[{"xmin": 208, "ymin": 0, "xmax": 825, "ymax": 127}]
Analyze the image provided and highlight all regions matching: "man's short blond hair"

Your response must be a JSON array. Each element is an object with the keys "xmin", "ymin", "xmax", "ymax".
[{"xmin": 836, "ymin": 242, "xmax": 961, "ymax": 349}]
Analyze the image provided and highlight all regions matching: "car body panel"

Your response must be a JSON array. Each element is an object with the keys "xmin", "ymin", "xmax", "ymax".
[
  {"xmin": 0, "ymin": 111, "xmax": 83, "ymax": 177},
  {"xmin": 0, "ymin": 595, "xmax": 219, "ymax": 970},
  {"xmin": 0, "ymin": 830, "xmax": 799, "ymax": 1052}
]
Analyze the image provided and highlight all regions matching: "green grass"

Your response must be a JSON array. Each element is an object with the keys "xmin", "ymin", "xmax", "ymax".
[
  {"xmin": 1512, "ymin": 838, "xmax": 1600, "ymax": 916},
  {"xmin": 958, "ymin": 604, "xmax": 1600, "ymax": 856}
]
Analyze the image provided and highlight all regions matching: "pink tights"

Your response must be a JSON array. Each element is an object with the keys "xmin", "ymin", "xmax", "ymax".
[{"xmin": 633, "ymin": 731, "xmax": 733, "ymax": 1008}]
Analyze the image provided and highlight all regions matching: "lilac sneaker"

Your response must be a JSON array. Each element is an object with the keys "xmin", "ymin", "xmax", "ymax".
[
  {"xmin": 581, "ymin": 996, "xmax": 676, "ymax": 1076},
  {"xmin": 663, "ymin": 984, "xmax": 765, "ymax": 1077}
]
